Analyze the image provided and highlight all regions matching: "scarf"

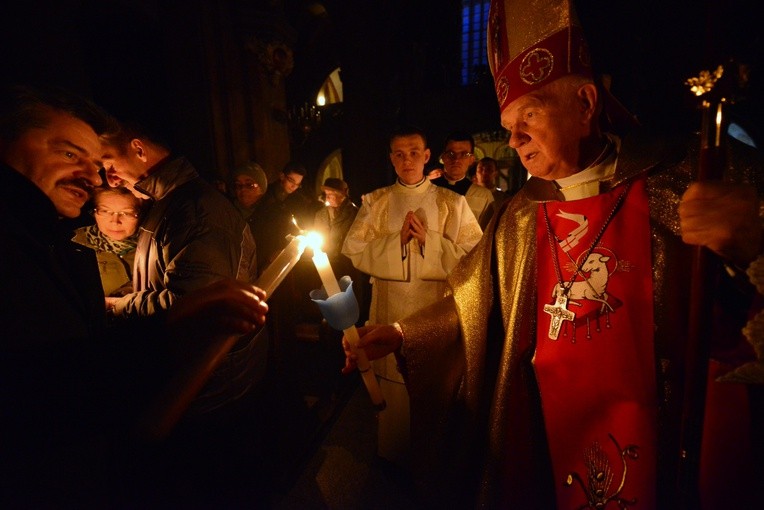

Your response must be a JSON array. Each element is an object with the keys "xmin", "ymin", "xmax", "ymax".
[{"xmin": 83, "ymin": 224, "xmax": 137, "ymax": 256}]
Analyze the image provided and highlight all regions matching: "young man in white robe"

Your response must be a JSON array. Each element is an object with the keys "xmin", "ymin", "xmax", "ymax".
[{"xmin": 341, "ymin": 125, "xmax": 482, "ymax": 469}]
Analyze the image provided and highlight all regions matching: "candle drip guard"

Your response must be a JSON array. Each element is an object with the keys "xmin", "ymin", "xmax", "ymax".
[
  {"xmin": 309, "ymin": 275, "xmax": 359, "ymax": 330},
  {"xmin": 309, "ymin": 274, "xmax": 386, "ymax": 411}
]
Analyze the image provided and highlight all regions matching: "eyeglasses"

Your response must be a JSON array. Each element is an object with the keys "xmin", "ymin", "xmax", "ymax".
[
  {"xmin": 92, "ymin": 208, "xmax": 139, "ymax": 220},
  {"xmin": 234, "ymin": 183, "xmax": 259, "ymax": 190},
  {"xmin": 442, "ymin": 151, "xmax": 474, "ymax": 162}
]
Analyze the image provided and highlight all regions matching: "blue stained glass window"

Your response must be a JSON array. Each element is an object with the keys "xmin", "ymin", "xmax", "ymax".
[{"xmin": 461, "ymin": 0, "xmax": 491, "ymax": 85}]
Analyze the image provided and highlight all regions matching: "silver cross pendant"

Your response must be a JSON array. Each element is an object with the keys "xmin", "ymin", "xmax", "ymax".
[{"xmin": 543, "ymin": 289, "xmax": 576, "ymax": 340}]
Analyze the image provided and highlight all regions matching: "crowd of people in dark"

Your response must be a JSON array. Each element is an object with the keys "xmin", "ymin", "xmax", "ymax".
[{"xmin": 2, "ymin": 0, "xmax": 763, "ymax": 508}]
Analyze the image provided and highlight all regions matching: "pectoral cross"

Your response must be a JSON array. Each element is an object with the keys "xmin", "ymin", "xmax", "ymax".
[{"xmin": 544, "ymin": 290, "xmax": 576, "ymax": 340}]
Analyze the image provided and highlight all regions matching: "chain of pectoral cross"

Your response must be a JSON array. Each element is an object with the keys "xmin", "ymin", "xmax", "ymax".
[{"xmin": 542, "ymin": 182, "xmax": 632, "ymax": 340}]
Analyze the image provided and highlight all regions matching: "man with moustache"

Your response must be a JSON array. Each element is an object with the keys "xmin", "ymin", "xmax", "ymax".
[{"xmin": 0, "ymin": 85, "xmax": 269, "ymax": 506}]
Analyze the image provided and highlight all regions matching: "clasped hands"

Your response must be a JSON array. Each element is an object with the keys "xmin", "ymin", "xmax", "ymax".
[{"xmin": 400, "ymin": 210, "xmax": 427, "ymax": 247}]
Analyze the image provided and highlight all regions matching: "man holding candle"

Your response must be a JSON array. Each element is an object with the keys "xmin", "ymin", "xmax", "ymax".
[
  {"xmin": 249, "ymin": 161, "xmax": 314, "ymax": 271},
  {"xmin": 314, "ymin": 177, "xmax": 358, "ymax": 260},
  {"xmin": 98, "ymin": 117, "xmax": 270, "ymax": 502},
  {"xmin": 341, "ymin": 125, "xmax": 482, "ymax": 472},
  {"xmin": 343, "ymin": 1, "xmax": 762, "ymax": 508},
  {"xmin": 314, "ymin": 177, "xmax": 367, "ymax": 321},
  {"xmin": 0, "ymin": 84, "xmax": 269, "ymax": 506},
  {"xmin": 99, "ymin": 121, "xmax": 257, "ymax": 321}
]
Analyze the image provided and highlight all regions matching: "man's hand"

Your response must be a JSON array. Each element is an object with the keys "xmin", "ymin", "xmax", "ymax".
[
  {"xmin": 400, "ymin": 210, "xmax": 427, "ymax": 248},
  {"xmin": 679, "ymin": 181, "xmax": 762, "ymax": 267},
  {"xmin": 167, "ymin": 279, "xmax": 268, "ymax": 339},
  {"xmin": 342, "ymin": 324, "xmax": 403, "ymax": 375},
  {"xmin": 408, "ymin": 210, "xmax": 427, "ymax": 246},
  {"xmin": 401, "ymin": 211, "xmax": 414, "ymax": 246}
]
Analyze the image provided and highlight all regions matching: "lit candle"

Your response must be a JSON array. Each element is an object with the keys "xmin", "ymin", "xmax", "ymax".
[
  {"xmin": 312, "ymin": 248, "xmax": 342, "ymax": 296},
  {"xmin": 144, "ymin": 233, "xmax": 307, "ymax": 439},
  {"xmin": 307, "ymin": 233, "xmax": 386, "ymax": 409},
  {"xmin": 255, "ymin": 235, "xmax": 307, "ymax": 299}
]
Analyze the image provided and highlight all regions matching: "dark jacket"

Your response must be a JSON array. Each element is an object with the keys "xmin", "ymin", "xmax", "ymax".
[
  {"xmin": 0, "ymin": 163, "xmax": 169, "ymax": 505},
  {"xmin": 113, "ymin": 156, "xmax": 256, "ymax": 318},
  {"xmin": 110, "ymin": 156, "xmax": 261, "ymax": 416},
  {"xmin": 313, "ymin": 198, "xmax": 359, "ymax": 259}
]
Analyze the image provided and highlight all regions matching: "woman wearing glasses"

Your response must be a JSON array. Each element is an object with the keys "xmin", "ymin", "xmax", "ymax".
[
  {"xmin": 73, "ymin": 186, "xmax": 144, "ymax": 297},
  {"xmin": 230, "ymin": 161, "xmax": 268, "ymax": 220}
]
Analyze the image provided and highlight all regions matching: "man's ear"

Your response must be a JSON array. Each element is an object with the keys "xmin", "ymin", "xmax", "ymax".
[
  {"xmin": 577, "ymin": 82, "xmax": 599, "ymax": 123},
  {"xmin": 130, "ymin": 139, "xmax": 148, "ymax": 162},
  {"xmin": 423, "ymin": 148, "xmax": 431, "ymax": 164}
]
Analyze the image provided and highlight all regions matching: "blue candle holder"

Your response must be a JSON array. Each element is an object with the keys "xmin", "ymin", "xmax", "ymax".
[{"xmin": 309, "ymin": 275, "xmax": 359, "ymax": 330}]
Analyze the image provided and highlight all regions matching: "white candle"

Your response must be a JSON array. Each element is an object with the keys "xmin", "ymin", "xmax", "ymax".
[
  {"xmin": 310, "ymin": 241, "xmax": 386, "ymax": 409},
  {"xmin": 255, "ymin": 235, "xmax": 306, "ymax": 299},
  {"xmin": 312, "ymin": 249, "xmax": 342, "ymax": 296}
]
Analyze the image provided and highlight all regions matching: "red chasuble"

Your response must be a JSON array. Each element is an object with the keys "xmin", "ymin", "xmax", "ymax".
[{"xmin": 535, "ymin": 177, "xmax": 657, "ymax": 508}]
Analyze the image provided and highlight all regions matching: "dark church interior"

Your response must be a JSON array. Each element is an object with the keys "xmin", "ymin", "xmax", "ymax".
[{"xmin": 3, "ymin": 0, "xmax": 762, "ymax": 508}]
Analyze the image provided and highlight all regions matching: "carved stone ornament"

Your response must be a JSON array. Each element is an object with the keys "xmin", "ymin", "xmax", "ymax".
[{"xmin": 246, "ymin": 38, "xmax": 294, "ymax": 85}]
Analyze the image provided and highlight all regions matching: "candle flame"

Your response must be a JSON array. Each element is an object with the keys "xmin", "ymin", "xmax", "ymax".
[
  {"xmin": 304, "ymin": 230, "xmax": 325, "ymax": 254},
  {"xmin": 715, "ymin": 101, "xmax": 723, "ymax": 146}
]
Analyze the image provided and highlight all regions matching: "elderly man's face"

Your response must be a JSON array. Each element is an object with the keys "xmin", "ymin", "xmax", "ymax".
[
  {"xmin": 500, "ymin": 78, "xmax": 591, "ymax": 181},
  {"xmin": 324, "ymin": 189, "xmax": 346, "ymax": 208},
  {"xmin": 389, "ymin": 134, "xmax": 430, "ymax": 185},
  {"xmin": 4, "ymin": 108, "xmax": 102, "ymax": 218}
]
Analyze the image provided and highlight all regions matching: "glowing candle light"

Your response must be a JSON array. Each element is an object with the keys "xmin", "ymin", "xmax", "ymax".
[
  {"xmin": 309, "ymin": 233, "xmax": 342, "ymax": 296},
  {"xmin": 306, "ymin": 232, "xmax": 386, "ymax": 409}
]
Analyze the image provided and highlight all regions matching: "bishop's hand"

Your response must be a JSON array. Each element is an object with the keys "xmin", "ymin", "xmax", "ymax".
[
  {"xmin": 342, "ymin": 324, "xmax": 402, "ymax": 375},
  {"xmin": 679, "ymin": 181, "xmax": 762, "ymax": 267}
]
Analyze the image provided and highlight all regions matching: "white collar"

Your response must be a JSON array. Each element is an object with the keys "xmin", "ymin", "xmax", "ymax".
[{"xmin": 554, "ymin": 135, "xmax": 620, "ymax": 200}]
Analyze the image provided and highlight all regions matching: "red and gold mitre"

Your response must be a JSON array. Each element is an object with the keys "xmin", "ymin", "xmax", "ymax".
[{"xmin": 487, "ymin": 0, "xmax": 593, "ymax": 111}]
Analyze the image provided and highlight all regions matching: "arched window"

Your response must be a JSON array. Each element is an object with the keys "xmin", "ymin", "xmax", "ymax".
[
  {"xmin": 314, "ymin": 149, "xmax": 344, "ymax": 198},
  {"xmin": 461, "ymin": 0, "xmax": 491, "ymax": 85},
  {"xmin": 316, "ymin": 67, "xmax": 343, "ymax": 106}
]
